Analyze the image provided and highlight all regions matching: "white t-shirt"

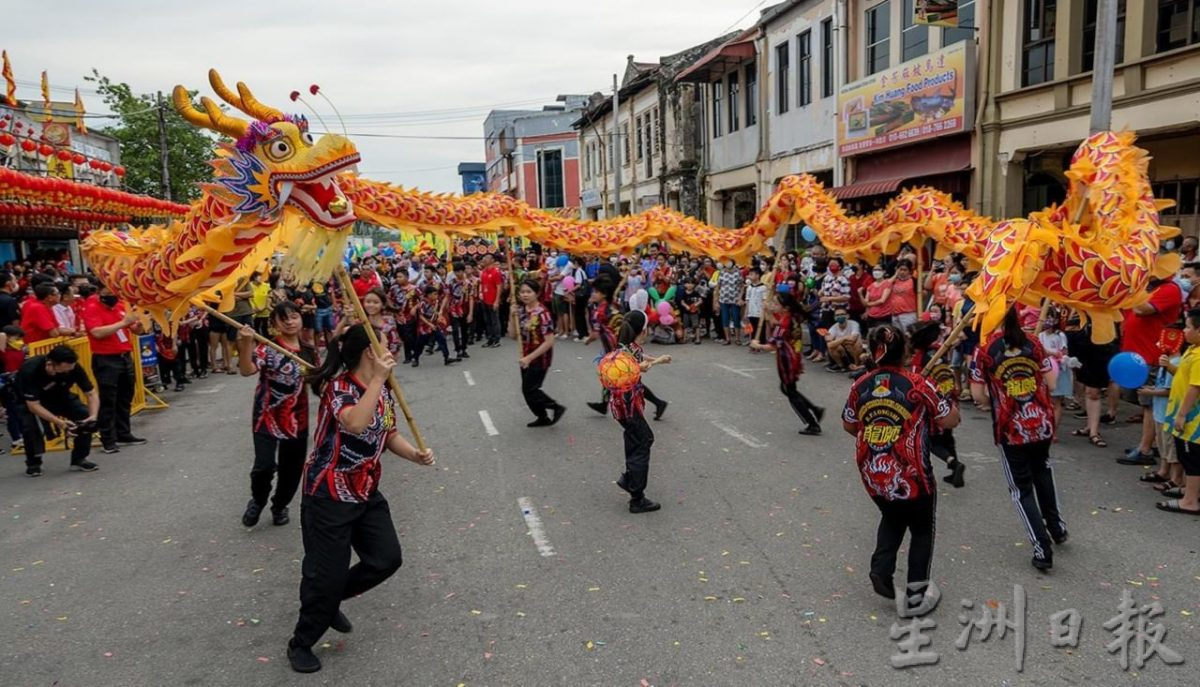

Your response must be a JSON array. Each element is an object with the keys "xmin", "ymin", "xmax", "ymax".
[
  {"xmin": 745, "ymin": 284, "xmax": 766, "ymax": 318},
  {"xmin": 628, "ymin": 289, "xmax": 649, "ymax": 313},
  {"xmin": 827, "ymin": 319, "xmax": 861, "ymax": 340}
]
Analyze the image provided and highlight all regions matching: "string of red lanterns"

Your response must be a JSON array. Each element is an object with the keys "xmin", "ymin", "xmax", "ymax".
[
  {"xmin": 0, "ymin": 167, "xmax": 189, "ymax": 226},
  {"xmin": 0, "ymin": 113, "xmax": 126, "ymax": 176}
]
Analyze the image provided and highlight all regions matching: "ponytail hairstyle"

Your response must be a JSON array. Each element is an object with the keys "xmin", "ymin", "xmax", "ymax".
[
  {"xmin": 618, "ymin": 309, "xmax": 647, "ymax": 346},
  {"xmin": 1002, "ymin": 306, "xmax": 1026, "ymax": 349},
  {"xmin": 868, "ymin": 323, "xmax": 907, "ymax": 367},
  {"xmin": 305, "ymin": 323, "xmax": 376, "ymax": 395}
]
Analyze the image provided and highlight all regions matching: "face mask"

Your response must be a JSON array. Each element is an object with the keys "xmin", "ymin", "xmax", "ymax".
[
  {"xmin": 828, "ymin": 264, "xmax": 841, "ymax": 274},
  {"xmin": 1165, "ymin": 240, "xmax": 1177, "ymax": 251},
  {"xmin": 1177, "ymin": 275, "xmax": 1193, "ymax": 295},
  {"xmin": 100, "ymin": 295, "xmax": 119, "ymax": 308},
  {"xmin": 835, "ymin": 316, "xmax": 847, "ymax": 324},
  {"xmin": 872, "ymin": 270, "xmax": 885, "ymax": 280},
  {"xmin": 948, "ymin": 273, "xmax": 963, "ymax": 284}
]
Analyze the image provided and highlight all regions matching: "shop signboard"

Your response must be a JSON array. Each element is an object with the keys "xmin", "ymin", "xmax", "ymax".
[{"xmin": 836, "ymin": 41, "xmax": 974, "ymax": 157}]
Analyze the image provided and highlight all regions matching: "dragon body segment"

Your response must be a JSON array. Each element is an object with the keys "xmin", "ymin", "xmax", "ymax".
[{"xmin": 81, "ymin": 72, "xmax": 1176, "ymax": 343}]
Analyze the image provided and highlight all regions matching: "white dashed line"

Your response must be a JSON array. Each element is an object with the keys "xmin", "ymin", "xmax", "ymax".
[
  {"xmin": 517, "ymin": 497, "xmax": 556, "ymax": 557},
  {"xmin": 463, "ymin": 370, "xmax": 475, "ymax": 386},
  {"xmin": 193, "ymin": 384, "xmax": 226, "ymax": 395},
  {"xmin": 710, "ymin": 420, "xmax": 768, "ymax": 448},
  {"xmin": 478, "ymin": 410, "xmax": 499, "ymax": 436}
]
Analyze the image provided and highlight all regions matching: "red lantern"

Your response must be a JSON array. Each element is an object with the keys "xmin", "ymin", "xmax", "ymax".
[
  {"xmin": 114, "ymin": 166, "xmax": 126, "ymax": 177},
  {"xmin": 0, "ymin": 120, "xmax": 7, "ymax": 129},
  {"xmin": 88, "ymin": 159, "xmax": 101, "ymax": 169},
  {"xmin": 56, "ymin": 150, "xmax": 72, "ymax": 162},
  {"xmin": 100, "ymin": 162, "xmax": 112, "ymax": 172},
  {"xmin": 38, "ymin": 144, "xmax": 54, "ymax": 157},
  {"xmin": 20, "ymin": 140, "xmax": 36, "ymax": 153},
  {"xmin": 0, "ymin": 133, "xmax": 14, "ymax": 147},
  {"xmin": 72, "ymin": 153, "xmax": 86, "ymax": 165}
]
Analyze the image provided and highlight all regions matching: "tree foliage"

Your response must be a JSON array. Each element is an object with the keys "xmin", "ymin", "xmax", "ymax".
[{"xmin": 84, "ymin": 70, "xmax": 215, "ymax": 202}]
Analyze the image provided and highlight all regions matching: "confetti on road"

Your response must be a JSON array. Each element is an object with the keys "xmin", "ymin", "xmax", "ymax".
[
  {"xmin": 585, "ymin": 641, "xmax": 595, "ymax": 651},
  {"xmin": 256, "ymin": 657, "xmax": 270, "ymax": 663},
  {"xmin": 516, "ymin": 612, "xmax": 526, "ymax": 618},
  {"xmin": 470, "ymin": 609, "xmax": 482, "ymax": 615},
  {"xmin": 103, "ymin": 652, "xmax": 113, "ymax": 658},
  {"xmin": 733, "ymin": 597, "xmax": 745, "ymax": 603},
  {"xmin": 588, "ymin": 587, "xmax": 600, "ymax": 592},
  {"xmin": 56, "ymin": 616, "xmax": 68, "ymax": 621},
  {"xmin": 162, "ymin": 538, "xmax": 172, "ymax": 544},
  {"xmin": 813, "ymin": 658, "xmax": 826, "ymax": 666}
]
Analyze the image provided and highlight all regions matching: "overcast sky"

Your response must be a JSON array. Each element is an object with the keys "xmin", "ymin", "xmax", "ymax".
[{"xmin": 7, "ymin": 0, "xmax": 762, "ymax": 193}]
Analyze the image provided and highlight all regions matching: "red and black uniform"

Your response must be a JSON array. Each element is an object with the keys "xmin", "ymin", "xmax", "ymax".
[
  {"xmin": 971, "ymin": 332, "xmax": 1065, "ymax": 564},
  {"xmin": 389, "ymin": 282, "xmax": 420, "ymax": 362},
  {"xmin": 292, "ymin": 372, "xmax": 404, "ymax": 651},
  {"xmin": 610, "ymin": 343, "xmax": 656, "ymax": 502},
  {"xmin": 248, "ymin": 340, "xmax": 317, "ymax": 515},
  {"xmin": 770, "ymin": 308, "xmax": 823, "ymax": 432},
  {"xmin": 843, "ymin": 366, "xmax": 951, "ymax": 599},
  {"xmin": 518, "ymin": 303, "xmax": 560, "ymax": 421},
  {"xmin": 446, "ymin": 274, "xmax": 469, "ymax": 357},
  {"xmin": 910, "ymin": 349, "xmax": 963, "ymax": 476}
]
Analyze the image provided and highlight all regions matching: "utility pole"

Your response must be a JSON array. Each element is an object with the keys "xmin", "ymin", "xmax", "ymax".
[
  {"xmin": 612, "ymin": 73, "xmax": 623, "ymax": 218},
  {"xmin": 1089, "ymin": 0, "xmax": 1118, "ymax": 133},
  {"xmin": 156, "ymin": 91, "xmax": 172, "ymax": 200}
]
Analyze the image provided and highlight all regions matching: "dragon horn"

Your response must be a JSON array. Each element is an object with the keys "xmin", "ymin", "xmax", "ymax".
[
  {"xmin": 173, "ymin": 85, "xmax": 248, "ymax": 139},
  {"xmin": 235, "ymin": 81, "xmax": 284, "ymax": 123},
  {"xmin": 207, "ymin": 69, "xmax": 248, "ymax": 114}
]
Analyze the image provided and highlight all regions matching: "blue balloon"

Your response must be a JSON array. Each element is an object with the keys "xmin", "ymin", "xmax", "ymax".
[
  {"xmin": 801, "ymin": 225, "xmax": 818, "ymax": 243},
  {"xmin": 1108, "ymin": 352, "xmax": 1150, "ymax": 389},
  {"xmin": 776, "ymin": 283, "xmax": 791, "ymax": 294},
  {"xmin": 556, "ymin": 254, "xmax": 569, "ymax": 268}
]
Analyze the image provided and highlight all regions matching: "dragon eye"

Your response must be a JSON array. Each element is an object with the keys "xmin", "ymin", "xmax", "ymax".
[
  {"xmin": 266, "ymin": 139, "xmax": 293, "ymax": 160},
  {"xmin": 301, "ymin": 132, "xmax": 314, "ymax": 145}
]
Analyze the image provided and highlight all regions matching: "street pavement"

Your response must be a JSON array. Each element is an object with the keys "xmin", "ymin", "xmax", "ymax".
[{"xmin": 2, "ymin": 335, "xmax": 1198, "ymax": 686}]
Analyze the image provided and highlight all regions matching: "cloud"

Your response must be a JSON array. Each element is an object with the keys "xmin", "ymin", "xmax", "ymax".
[{"xmin": 7, "ymin": 0, "xmax": 754, "ymax": 193}]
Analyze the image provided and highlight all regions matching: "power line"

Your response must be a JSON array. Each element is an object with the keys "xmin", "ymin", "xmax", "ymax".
[{"xmin": 717, "ymin": 0, "xmax": 768, "ymax": 36}]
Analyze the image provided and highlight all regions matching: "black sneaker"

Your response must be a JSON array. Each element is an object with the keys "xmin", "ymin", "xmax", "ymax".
[
  {"xmin": 1116, "ymin": 452, "xmax": 1156, "ymax": 466},
  {"xmin": 587, "ymin": 401, "xmax": 608, "ymax": 415},
  {"xmin": 443, "ymin": 357, "xmax": 460, "ymax": 366},
  {"xmin": 330, "ymin": 610, "xmax": 353, "ymax": 633},
  {"xmin": 458, "ymin": 351, "xmax": 470, "ymax": 359},
  {"xmin": 629, "ymin": 497, "xmax": 661, "ymax": 514},
  {"xmin": 549, "ymin": 404, "xmax": 567, "ymax": 426},
  {"xmin": 411, "ymin": 359, "xmax": 420, "ymax": 368},
  {"xmin": 117, "ymin": 436, "xmax": 148, "ymax": 446},
  {"xmin": 242, "ymin": 499, "xmax": 263, "ymax": 527},
  {"xmin": 527, "ymin": 417, "xmax": 553, "ymax": 428},
  {"xmin": 1051, "ymin": 530, "xmax": 1069, "ymax": 546},
  {"xmin": 1032, "ymin": 555, "xmax": 1053, "ymax": 571},
  {"xmin": 101, "ymin": 444, "xmax": 120, "ymax": 454},
  {"xmin": 25, "ymin": 466, "xmax": 42, "ymax": 477},
  {"xmin": 70, "ymin": 461, "xmax": 99, "ymax": 472},
  {"xmin": 814, "ymin": 407, "xmax": 826, "ymax": 424},
  {"xmin": 869, "ymin": 571, "xmax": 896, "ymax": 600},
  {"xmin": 653, "ymin": 401, "xmax": 668, "ymax": 421},
  {"xmin": 945, "ymin": 461, "xmax": 966, "ymax": 488},
  {"xmin": 287, "ymin": 640, "xmax": 321, "ymax": 673},
  {"xmin": 174, "ymin": 384, "xmax": 185, "ymax": 392},
  {"xmin": 799, "ymin": 425, "xmax": 822, "ymax": 436},
  {"xmin": 271, "ymin": 507, "xmax": 290, "ymax": 527}
]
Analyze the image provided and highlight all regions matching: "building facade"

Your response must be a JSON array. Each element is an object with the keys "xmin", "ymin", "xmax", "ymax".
[
  {"xmin": 483, "ymin": 96, "xmax": 588, "ymax": 211},
  {"xmin": 980, "ymin": 0, "xmax": 1200, "ymax": 236}
]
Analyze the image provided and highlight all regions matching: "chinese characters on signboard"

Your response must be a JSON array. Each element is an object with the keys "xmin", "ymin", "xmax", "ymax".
[{"xmin": 836, "ymin": 41, "xmax": 974, "ymax": 157}]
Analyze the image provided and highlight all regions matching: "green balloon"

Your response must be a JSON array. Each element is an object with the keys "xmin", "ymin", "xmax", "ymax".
[{"xmin": 805, "ymin": 278, "xmax": 815, "ymax": 288}]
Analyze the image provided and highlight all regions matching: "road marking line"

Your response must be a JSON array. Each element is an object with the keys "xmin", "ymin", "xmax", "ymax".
[
  {"xmin": 478, "ymin": 410, "xmax": 499, "ymax": 436},
  {"xmin": 463, "ymin": 370, "xmax": 475, "ymax": 386},
  {"xmin": 710, "ymin": 420, "xmax": 768, "ymax": 448},
  {"xmin": 714, "ymin": 363, "xmax": 755, "ymax": 378},
  {"xmin": 517, "ymin": 497, "xmax": 556, "ymax": 557},
  {"xmin": 193, "ymin": 384, "xmax": 226, "ymax": 395}
]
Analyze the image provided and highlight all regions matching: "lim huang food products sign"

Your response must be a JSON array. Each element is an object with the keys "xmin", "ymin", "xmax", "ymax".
[{"xmin": 837, "ymin": 41, "xmax": 975, "ymax": 156}]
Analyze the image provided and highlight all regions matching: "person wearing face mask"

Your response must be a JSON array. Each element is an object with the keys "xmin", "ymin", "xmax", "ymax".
[
  {"xmin": 83, "ymin": 287, "xmax": 146, "ymax": 454},
  {"xmin": 862, "ymin": 266, "xmax": 893, "ymax": 332},
  {"xmin": 824, "ymin": 308, "xmax": 863, "ymax": 373},
  {"xmin": 1180, "ymin": 262, "xmax": 1200, "ymax": 313}
]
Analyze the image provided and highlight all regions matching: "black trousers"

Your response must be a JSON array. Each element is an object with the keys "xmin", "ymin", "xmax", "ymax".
[
  {"xmin": 398, "ymin": 322, "xmax": 417, "ymax": 362},
  {"xmin": 999, "ymin": 440, "xmax": 1064, "ymax": 561},
  {"xmin": 484, "ymin": 306, "xmax": 501, "ymax": 344},
  {"xmin": 188, "ymin": 328, "xmax": 209, "ymax": 375},
  {"xmin": 91, "ymin": 352, "xmax": 135, "ymax": 445},
  {"xmin": 20, "ymin": 396, "xmax": 92, "ymax": 467},
  {"xmin": 450, "ymin": 316, "xmax": 468, "ymax": 354},
  {"xmin": 619, "ymin": 413, "xmax": 655, "ymax": 497},
  {"xmin": 871, "ymin": 494, "xmax": 936, "ymax": 593},
  {"xmin": 521, "ymin": 365, "xmax": 557, "ymax": 419},
  {"xmin": 292, "ymin": 492, "xmax": 403, "ymax": 648},
  {"xmin": 573, "ymin": 300, "xmax": 589, "ymax": 339},
  {"xmin": 414, "ymin": 332, "xmax": 450, "ymax": 362},
  {"xmin": 781, "ymin": 382, "xmax": 821, "ymax": 428},
  {"xmin": 930, "ymin": 431, "xmax": 958, "ymax": 464},
  {"xmin": 250, "ymin": 432, "xmax": 308, "ymax": 511}
]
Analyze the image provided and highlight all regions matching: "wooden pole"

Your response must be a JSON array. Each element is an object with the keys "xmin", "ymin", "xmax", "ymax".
[
  {"xmin": 920, "ymin": 306, "xmax": 973, "ymax": 376},
  {"xmin": 191, "ymin": 300, "xmax": 310, "ymax": 369},
  {"xmin": 333, "ymin": 265, "xmax": 427, "ymax": 452},
  {"xmin": 503, "ymin": 237, "xmax": 524, "ymax": 351},
  {"xmin": 754, "ymin": 271, "xmax": 774, "ymax": 344}
]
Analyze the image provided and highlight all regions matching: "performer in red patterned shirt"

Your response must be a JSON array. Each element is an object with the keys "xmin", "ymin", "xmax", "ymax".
[
  {"xmin": 909, "ymin": 320, "xmax": 967, "ymax": 488},
  {"xmin": 843, "ymin": 324, "xmax": 958, "ymax": 618},
  {"xmin": 971, "ymin": 307, "xmax": 1066, "ymax": 572},
  {"xmin": 516, "ymin": 277, "xmax": 565, "ymax": 427},
  {"xmin": 237, "ymin": 302, "xmax": 319, "ymax": 528},
  {"xmin": 387, "ymin": 271, "xmax": 419, "ymax": 364},
  {"xmin": 610, "ymin": 310, "xmax": 671, "ymax": 514},
  {"xmin": 287, "ymin": 324, "xmax": 435, "ymax": 674},
  {"xmin": 750, "ymin": 282, "xmax": 824, "ymax": 435}
]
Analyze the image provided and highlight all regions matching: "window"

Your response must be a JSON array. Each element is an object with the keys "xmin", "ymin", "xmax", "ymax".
[
  {"xmin": 728, "ymin": 72, "xmax": 740, "ymax": 132},
  {"xmin": 1083, "ymin": 0, "xmax": 1126, "ymax": 70},
  {"xmin": 798, "ymin": 30, "xmax": 812, "ymax": 106},
  {"xmin": 1022, "ymin": 0, "xmax": 1057, "ymax": 86},
  {"xmin": 902, "ymin": 0, "xmax": 930, "ymax": 60},
  {"xmin": 867, "ymin": 2, "xmax": 892, "ymax": 75},
  {"xmin": 821, "ymin": 18, "xmax": 834, "ymax": 98},
  {"xmin": 608, "ymin": 129, "xmax": 614, "ymax": 168},
  {"xmin": 943, "ymin": 0, "xmax": 977, "ymax": 45},
  {"xmin": 636, "ymin": 115, "xmax": 644, "ymax": 161},
  {"xmin": 1156, "ymin": 0, "xmax": 1200, "ymax": 52},
  {"xmin": 537, "ymin": 149, "xmax": 564, "ymax": 208},
  {"xmin": 712, "ymin": 80, "xmax": 724, "ymax": 137},
  {"xmin": 1153, "ymin": 179, "xmax": 1200, "ymax": 217},
  {"xmin": 584, "ymin": 143, "xmax": 591, "ymax": 180},
  {"xmin": 744, "ymin": 64, "xmax": 758, "ymax": 125},
  {"xmin": 625, "ymin": 122, "xmax": 632, "ymax": 165},
  {"xmin": 776, "ymin": 42, "xmax": 790, "ymax": 114},
  {"xmin": 652, "ymin": 107, "xmax": 661, "ymax": 153}
]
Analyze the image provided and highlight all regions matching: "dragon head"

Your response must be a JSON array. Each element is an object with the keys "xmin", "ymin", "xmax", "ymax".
[{"xmin": 172, "ymin": 70, "xmax": 360, "ymax": 229}]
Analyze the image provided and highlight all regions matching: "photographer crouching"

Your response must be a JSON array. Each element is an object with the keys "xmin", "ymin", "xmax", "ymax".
[{"xmin": 17, "ymin": 345, "xmax": 100, "ymax": 477}]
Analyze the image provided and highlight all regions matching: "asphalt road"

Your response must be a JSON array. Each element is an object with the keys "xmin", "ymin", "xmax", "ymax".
[{"xmin": 2, "ymin": 336, "xmax": 1198, "ymax": 686}]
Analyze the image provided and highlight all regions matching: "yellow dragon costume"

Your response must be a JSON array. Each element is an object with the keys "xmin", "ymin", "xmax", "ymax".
[{"xmin": 82, "ymin": 71, "xmax": 1179, "ymax": 342}]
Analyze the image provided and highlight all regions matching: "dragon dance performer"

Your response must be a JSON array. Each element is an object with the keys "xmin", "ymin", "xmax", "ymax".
[
  {"xmin": 586, "ymin": 276, "xmax": 668, "ymax": 420},
  {"xmin": 750, "ymin": 283, "xmax": 825, "ymax": 435},
  {"xmin": 970, "ymin": 307, "xmax": 1066, "ymax": 572},
  {"xmin": 516, "ymin": 277, "xmax": 566, "ymax": 427},
  {"xmin": 287, "ymin": 323, "xmax": 435, "ymax": 674},
  {"xmin": 611, "ymin": 310, "xmax": 670, "ymax": 514},
  {"xmin": 237, "ymin": 302, "xmax": 318, "ymax": 528},
  {"xmin": 843, "ymin": 325, "xmax": 959, "ymax": 617},
  {"xmin": 908, "ymin": 320, "xmax": 967, "ymax": 488}
]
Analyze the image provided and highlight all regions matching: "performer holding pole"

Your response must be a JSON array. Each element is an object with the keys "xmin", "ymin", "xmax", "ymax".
[
  {"xmin": 515, "ymin": 276, "xmax": 565, "ymax": 427},
  {"xmin": 609, "ymin": 310, "xmax": 670, "ymax": 514},
  {"xmin": 750, "ymin": 282, "xmax": 825, "ymax": 435},
  {"xmin": 193, "ymin": 300, "xmax": 310, "ymax": 369}
]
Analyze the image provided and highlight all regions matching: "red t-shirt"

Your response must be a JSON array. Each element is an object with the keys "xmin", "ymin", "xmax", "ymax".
[
  {"xmin": 1122, "ymin": 282, "xmax": 1182, "ymax": 361},
  {"xmin": 82, "ymin": 300, "xmax": 134, "ymax": 355},
  {"xmin": 19, "ymin": 300, "xmax": 57, "ymax": 343},
  {"xmin": 480, "ymin": 266, "xmax": 502, "ymax": 307}
]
